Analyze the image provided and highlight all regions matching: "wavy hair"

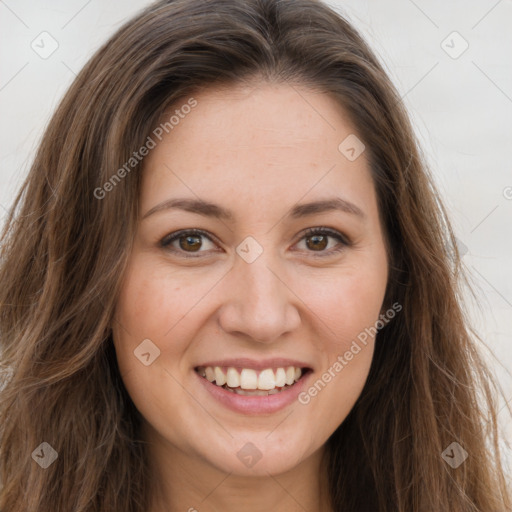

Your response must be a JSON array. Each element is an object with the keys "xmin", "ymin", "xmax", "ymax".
[{"xmin": 0, "ymin": 0, "xmax": 510, "ymax": 510}]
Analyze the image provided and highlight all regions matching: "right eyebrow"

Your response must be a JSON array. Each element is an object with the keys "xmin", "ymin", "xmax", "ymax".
[{"xmin": 142, "ymin": 198, "xmax": 234, "ymax": 221}]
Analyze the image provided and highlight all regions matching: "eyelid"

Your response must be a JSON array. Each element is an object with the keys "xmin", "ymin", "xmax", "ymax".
[{"xmin": 301, "ymin": 227, "xmax": 351, "ymax": 246}]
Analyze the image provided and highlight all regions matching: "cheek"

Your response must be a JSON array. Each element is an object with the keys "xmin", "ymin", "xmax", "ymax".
[
  {"xmin": 112, "ymin": 257, "xmax": 172, "ymax": 378},
  {"xmin": 113, "ymin": 254, "xmax": 197, "ymax": 344},
  {"xmin": 309, "ymin": 258, "xmax": 387, "ymax": 347},
  {"xmin": 111, "ymin": 260, "xmax": 192, "ymax": 429},
  {"xmin": 111, "ymin": 254, "xmax": 220, "ymax": 388},
  {"xmin": 295, "ymin": 256, "xmax": 387, "ymax": 419}
]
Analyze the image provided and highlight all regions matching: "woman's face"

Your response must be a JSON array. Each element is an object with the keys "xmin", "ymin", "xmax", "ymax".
[{"xmin": 113, "ymin": 82, "xmax": 389, "ymax": 477}]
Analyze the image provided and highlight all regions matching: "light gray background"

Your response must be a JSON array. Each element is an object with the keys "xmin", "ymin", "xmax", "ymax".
[{"xmin": 1, "ymin": 0, "xmax": 511, "ymax": 470}]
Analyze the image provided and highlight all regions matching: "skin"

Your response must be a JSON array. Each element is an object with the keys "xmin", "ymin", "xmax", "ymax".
[{"xmin": 112, "ymin": 81, "xmax": 389, "ymax": 512}]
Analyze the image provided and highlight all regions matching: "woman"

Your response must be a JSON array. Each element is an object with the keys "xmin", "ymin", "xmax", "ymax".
[{"xmin": 0, "ymin": 0, "xmax": 510, "ymax": 510}]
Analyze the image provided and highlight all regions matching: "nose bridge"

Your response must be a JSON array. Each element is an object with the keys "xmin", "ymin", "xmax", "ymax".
[{"xmin": 217, "ymin": 247, "xmax": 300, "ymax": 343}]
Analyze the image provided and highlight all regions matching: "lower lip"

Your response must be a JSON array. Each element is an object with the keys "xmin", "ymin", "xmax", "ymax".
[{"xmin": 194, "ymin": 370, "xmax": 312, "ymax": 415}]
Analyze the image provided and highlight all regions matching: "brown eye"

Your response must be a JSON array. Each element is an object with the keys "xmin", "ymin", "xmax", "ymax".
[
  {"xmin": 161, "ymin": 229, "xmax": 217, "ymax": 256},
  {"xmin": 305, "ymin": 233, "xmax": 329, "ymax": 251},
  {"xmin": 296, "ymin": 227, "xmax": 351, "ymax": 256},
  {"xmin": 177, "ymin": 234, "xmax": 202, "ymax": 252}
]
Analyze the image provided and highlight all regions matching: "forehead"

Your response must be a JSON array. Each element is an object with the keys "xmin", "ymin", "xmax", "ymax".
[
  {"xmin": 140, "ymin": 81, "xmax": 376, "ymax": 222},
  {"xmin": 153, "ymin": 81, "xmax": 357, "ymax": 150}
]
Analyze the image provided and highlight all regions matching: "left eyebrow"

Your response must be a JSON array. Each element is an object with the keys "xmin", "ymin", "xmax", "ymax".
[{"xmin": 287, "ymin": 197, "xmax": 366, "ymax": 220}]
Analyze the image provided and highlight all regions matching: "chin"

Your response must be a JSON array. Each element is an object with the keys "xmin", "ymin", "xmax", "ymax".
[{"xmin": 200, "ymin": 431, "xmax": 316, "ymax": 476}]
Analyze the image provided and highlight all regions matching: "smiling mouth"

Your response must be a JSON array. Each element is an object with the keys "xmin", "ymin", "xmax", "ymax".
[{"xmin": 194, "ymin": 365, "xmax": 312, "ymax": 396}]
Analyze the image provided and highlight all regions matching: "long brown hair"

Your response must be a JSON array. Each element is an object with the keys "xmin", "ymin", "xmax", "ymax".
[{"xmin": 1, "ymin": 0, "xmax": 510, "ymax": 510}]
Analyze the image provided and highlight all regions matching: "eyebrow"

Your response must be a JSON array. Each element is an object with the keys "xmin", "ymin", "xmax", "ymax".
[{"xmin": 141, "ymin": 196, "xmax": 366, "ymax": 221}]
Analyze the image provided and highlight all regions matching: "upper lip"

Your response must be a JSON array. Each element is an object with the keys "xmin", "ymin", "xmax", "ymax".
[{"xmin": 194, "ymin": 358, "xmax": 312, "ymax": 371}]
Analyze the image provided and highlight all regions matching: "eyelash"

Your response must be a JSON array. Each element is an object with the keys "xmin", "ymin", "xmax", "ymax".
[{"xmin": 160, "ymin": 227, "xmax": 351, "ymax": 259}]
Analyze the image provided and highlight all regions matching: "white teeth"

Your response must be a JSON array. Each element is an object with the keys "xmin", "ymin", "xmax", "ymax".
[
  {"xmin": 285, "ymin": 366, "xmax": 295, "ymax": 385},
  {"xmin": 197, "ymin": 365, "xmax": 306, "ymax": 391},
  {"xmin": 226, "ymin": 367, "xmax": 240, "ymax": 388},
  {"xmin": 205, "ymin": 367, "xmax": 215, "ymax": 382},
  {"xmin": 258, "ymin": 368, "xmax": 276, "ymax": 390},
  {"xmin": 275, "ymin": 368, "xmax": 286, "ymax": 387},
  {"xmin": 240, "ymin": 368, "xmax": 258, "ymax": 390},
  {"xmin": 214, "ymin": 366, "xmax": 226, "ymax": 386}
]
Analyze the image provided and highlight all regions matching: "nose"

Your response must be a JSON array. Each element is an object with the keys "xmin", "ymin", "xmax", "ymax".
[{"xmin": 217, "ymin": 253, "xmax": 301, "ymax": 344}]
